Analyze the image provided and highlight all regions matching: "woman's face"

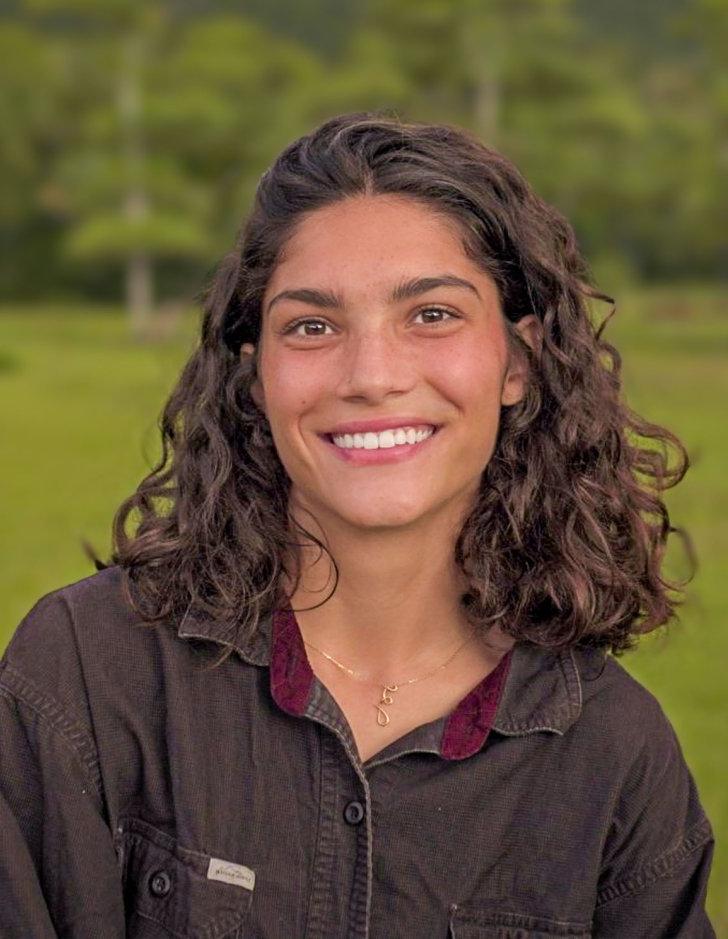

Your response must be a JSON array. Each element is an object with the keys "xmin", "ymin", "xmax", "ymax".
[{"xmin": 247, "ymin": 194, "xmax": 538, "ymax": 534}]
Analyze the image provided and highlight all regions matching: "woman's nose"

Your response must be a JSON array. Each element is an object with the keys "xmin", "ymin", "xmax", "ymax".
[{"xmin": 336, "ymin": 327, "xmax": 417, "ymax": 402}]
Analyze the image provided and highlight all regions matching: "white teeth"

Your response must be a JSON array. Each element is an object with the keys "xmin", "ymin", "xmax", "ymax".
[{"xmin": 331, "ymin": 425, "xmax": 436, "ymax": 450}]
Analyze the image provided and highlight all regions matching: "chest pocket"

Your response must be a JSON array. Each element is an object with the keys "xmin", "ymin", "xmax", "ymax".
[
  {"xmin": 449, "ymin": 904, "xmax": 592, "ymax": 939},
  {"xmin": 114, "ymin": 816, "xmax": 254, "ymax": 939}
]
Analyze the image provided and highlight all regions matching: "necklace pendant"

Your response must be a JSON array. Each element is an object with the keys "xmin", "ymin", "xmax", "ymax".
[{"xmin": 375, "ymin": 684, "xmax": 399, "ymax": 726}]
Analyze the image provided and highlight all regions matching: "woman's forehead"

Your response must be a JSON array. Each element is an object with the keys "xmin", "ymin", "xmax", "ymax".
[
  {"xmin": 282, "ymin": 192, "xmax": 466, "ymax": 246},
  {"xmin": 265, "ymin": 194, "xmax": 485, "ymax": 301}
]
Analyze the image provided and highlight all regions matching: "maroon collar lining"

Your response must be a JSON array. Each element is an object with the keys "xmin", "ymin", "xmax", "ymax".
[
  {"xmin": 269, "ymin": 608, "xmax": 315, "ymax": 716},
  {"xmin": 441, "ymin": 649, "xmax": 512, "ymax": 760},
  {"xmin": 270, "ymin": 607, "xmax": 513, "ymax": 760}
]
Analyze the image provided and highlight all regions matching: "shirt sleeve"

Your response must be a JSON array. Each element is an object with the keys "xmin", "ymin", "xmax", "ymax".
[
  {"xmin": 592, "ymin": 696, "xmax": 716, "ymax": 938},
  {"xmin": 592, "ymin": 824, "xmax": 715, "ymax": 937},
  {"xmin": 0, "ymin": 664, "xmax": 126, "ymax": 938}
]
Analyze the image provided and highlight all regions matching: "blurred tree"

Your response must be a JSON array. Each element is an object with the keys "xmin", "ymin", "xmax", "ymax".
[
  {"xmin": 0, "ymin": 0, "xmax": 723, "ymax": 307},
  {"xmin": 236, "ymin": 0, "xmax": 362, "ymax": 61},
  {"xmin": 656, "ymin": 0, "xmax": 728, "ymax": 279},
  {"xmin": 0, "ymin": 21, "xmax": 73, "ymax": 297},
  {"xmin": 340, "ymin": 0, "xmax": 648, "ymax": 282},
  {"xmin": 340, "ymin": 0, "xmax": 725, "ymax": 285},
  {"xmin": 18, "ymin": 0, "xmax": 328, "ymax": 338}
]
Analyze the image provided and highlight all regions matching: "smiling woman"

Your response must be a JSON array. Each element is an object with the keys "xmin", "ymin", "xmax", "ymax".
[
  {"xmin": 0, "ymin": 113, "xmax": 716, "ymax": 937},
  {"xmin": 243, "ymin": 194, "xmax": 538, "ymax": 551}
]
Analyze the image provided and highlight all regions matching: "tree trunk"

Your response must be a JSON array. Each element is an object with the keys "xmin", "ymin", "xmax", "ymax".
[
  {"xmin": 119, "ymin": 32, "xmax": 153, "ymax": 340},
  {"xmin": 126, "ymin": 251, "xmax": 153, "ymax": 340},
  {"xmin": 462, "ymin": 1, "xmax": 504, "ymax": 146}
]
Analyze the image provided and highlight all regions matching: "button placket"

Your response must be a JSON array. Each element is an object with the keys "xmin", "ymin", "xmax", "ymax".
[{"xmin": 303, "ymin": 682, "xmax": 374, "ymax": 935}]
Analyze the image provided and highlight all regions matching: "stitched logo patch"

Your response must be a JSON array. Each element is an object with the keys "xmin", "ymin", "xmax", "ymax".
[{"xmin": 207, "ymin": 857, "xmax": 256, "ymax": 891}]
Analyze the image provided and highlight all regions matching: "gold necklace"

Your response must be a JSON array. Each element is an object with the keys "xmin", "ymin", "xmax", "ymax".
[{"xmin": 302, "ymin": 633, "xmax": 475, "ymax": 727}]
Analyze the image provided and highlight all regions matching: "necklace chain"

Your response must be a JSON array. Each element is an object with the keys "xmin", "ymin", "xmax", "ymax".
[{"xmin": 301, "ymin": 632, "xmax": 475, "ymax": 728}]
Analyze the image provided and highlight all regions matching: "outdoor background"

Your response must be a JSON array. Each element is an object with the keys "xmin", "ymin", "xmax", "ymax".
[{"xmin": 1, "ymin": 0, "xmax": 726, "ymax": 929}]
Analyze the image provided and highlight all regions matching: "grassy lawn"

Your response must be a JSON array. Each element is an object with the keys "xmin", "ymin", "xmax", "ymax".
[{"xmin": 1, "ymin": 290, "xmax": 727, "ymax": 930}]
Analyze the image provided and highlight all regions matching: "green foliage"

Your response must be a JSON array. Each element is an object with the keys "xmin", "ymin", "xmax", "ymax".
[
  {"xmin": 1, "ymin": 3, "xmax": 335, "ymax": 308},
  {"xmin": 0, "ymin": 0, "xmax": 725, "ymax": 305},
  {"xmin": 64, "ymin": 213, "xmax": 212, "ymax": 260},
  {"xmin": 347, "ymin": 0, "xmax": 726, "ymax": 285},
  {"xmin": 0, "ymin": 23, "xmax": 66, "ymax": 221}
]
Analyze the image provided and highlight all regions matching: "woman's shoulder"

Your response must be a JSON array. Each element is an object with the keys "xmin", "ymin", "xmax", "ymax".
[
  {"xmin": 570, "ymin": 644, "xmax": 693, "ymax": 774},
  {"xmin": 4, "ymin": 565, "xmax": 136, "ymax": 663},
  {"xmin": 505, "ymin": 640, "xmax": 679, "ymax": 752},
  {"xmin": 573, "ymin": 648, "xmax": 714, "ymax": 907},
  {"xmin": 563, "ymin": 645, "xmax": 713, "ymax": 865},
  {"xmin": 1, "ymin": 566, "xmax": 166, "ymax": 727}
]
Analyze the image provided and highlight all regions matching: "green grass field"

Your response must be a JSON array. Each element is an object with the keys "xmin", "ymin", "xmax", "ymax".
[{"xmin": 1, "ymin": 291, "xmax": 727, "ymax": 930}]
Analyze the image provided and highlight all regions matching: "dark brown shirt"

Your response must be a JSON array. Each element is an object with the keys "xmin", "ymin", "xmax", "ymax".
[{"xmin": 0, "ymin": 566, "xmax": 716, "ymax": 937}]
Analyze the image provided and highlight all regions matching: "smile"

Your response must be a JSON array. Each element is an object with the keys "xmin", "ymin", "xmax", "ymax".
[
  {"xmin": 320, "ymin": 425, "xmax": 441, "ymax": 465},
  {"xmin": 330, "ymin": 425, "xmax": 436, "ymax": 450}
]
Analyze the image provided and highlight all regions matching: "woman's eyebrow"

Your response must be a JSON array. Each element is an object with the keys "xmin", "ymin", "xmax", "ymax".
[
  {"xmin": 266, "ymin": 274, "xmax": 481, "ymax": 315},
  {"xmin": 267, "ymin": 286, "xmax": 339, "ymax": 314},
  {"xmin": 391, "ymin": 274, "xmax": 481, "ymax": 303}
]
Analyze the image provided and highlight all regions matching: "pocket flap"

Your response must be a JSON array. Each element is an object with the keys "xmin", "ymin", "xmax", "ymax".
[
  {"xmin": 449, "ymin": 903, "xmax": 591, "ymax": 938},
  {"xmin": 115, "ymin": 817, "xmax": 253, "ymax": 939}
]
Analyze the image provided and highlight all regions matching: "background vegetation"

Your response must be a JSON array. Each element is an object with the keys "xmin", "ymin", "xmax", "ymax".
[{"xmin": 1, "ymin": 0, "xmax": 726, "ymax": 929}]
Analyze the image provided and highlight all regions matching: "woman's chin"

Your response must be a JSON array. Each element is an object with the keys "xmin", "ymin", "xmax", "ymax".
[{"xmin": 331, "ymin": 500, "xmax": 436, "ymax": 532}]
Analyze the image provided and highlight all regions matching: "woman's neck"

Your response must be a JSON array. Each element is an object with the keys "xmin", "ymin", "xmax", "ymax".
[{"xmin": 283, "ymin": 511, "xmax": 492, "ymax": 680}]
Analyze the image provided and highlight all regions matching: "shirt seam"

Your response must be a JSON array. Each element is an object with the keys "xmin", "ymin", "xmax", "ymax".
[
  {"xmin": 594, "ymin": 815, "xmax": 713, "ymax": 907},
  {"xmin": 0, "ymin": 662, "xmax": 103, "ymax": 804}
]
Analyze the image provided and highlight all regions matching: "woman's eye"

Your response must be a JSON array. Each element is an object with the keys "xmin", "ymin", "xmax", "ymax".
[
  {"xmin": 413, "ymin": 306, "xmax": 458, "ymax": 326},
  {"xmin": 283, "ymin": 318, "xmax": 333, "ymax": 337}
]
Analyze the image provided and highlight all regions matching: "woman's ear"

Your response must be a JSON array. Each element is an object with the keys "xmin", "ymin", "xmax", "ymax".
[
  {"xmin": 500, "ymin": 315, "xmax": 541, "ymax": 407},
  {"xmin": 240, "ymin": 343, "xmax": 266, "ymax": 413}
]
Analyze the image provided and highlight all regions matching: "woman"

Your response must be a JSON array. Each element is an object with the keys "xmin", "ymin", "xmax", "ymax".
[{"xmin": 0, "ymin": 112, "xmax": 716, "ymax": 937}]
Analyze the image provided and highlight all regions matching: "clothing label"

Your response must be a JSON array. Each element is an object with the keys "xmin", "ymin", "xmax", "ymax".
[{"xmin": 207, "ymin": 857, "xmax": 256, "ymax": 891}]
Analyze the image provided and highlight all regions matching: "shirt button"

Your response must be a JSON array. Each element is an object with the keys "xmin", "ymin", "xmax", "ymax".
[
  {"xmin": 148, "ymin": 869, "xmax": 172, "ymax": 897},
  {"xmin": 343, "ymin": 800, "xmax": 365, "ymax": 825}
]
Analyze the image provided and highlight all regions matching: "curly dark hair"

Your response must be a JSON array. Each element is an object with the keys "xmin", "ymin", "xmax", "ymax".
[{"xmin": 100, "ymin": 110, "xmax": 694, "ymax": 666}]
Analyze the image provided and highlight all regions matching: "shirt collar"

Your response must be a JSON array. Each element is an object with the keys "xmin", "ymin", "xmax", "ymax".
[
  {"xmin": 491, "ymin": 641, "xmax": 596, "ymax": 737},
  {"xmin": 177, "ymin": 603, "xmax": 271, "ymax": 665},
  {"xmin": 177, "ymin": 603, "xmax": 606, "ymax": 757}
]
